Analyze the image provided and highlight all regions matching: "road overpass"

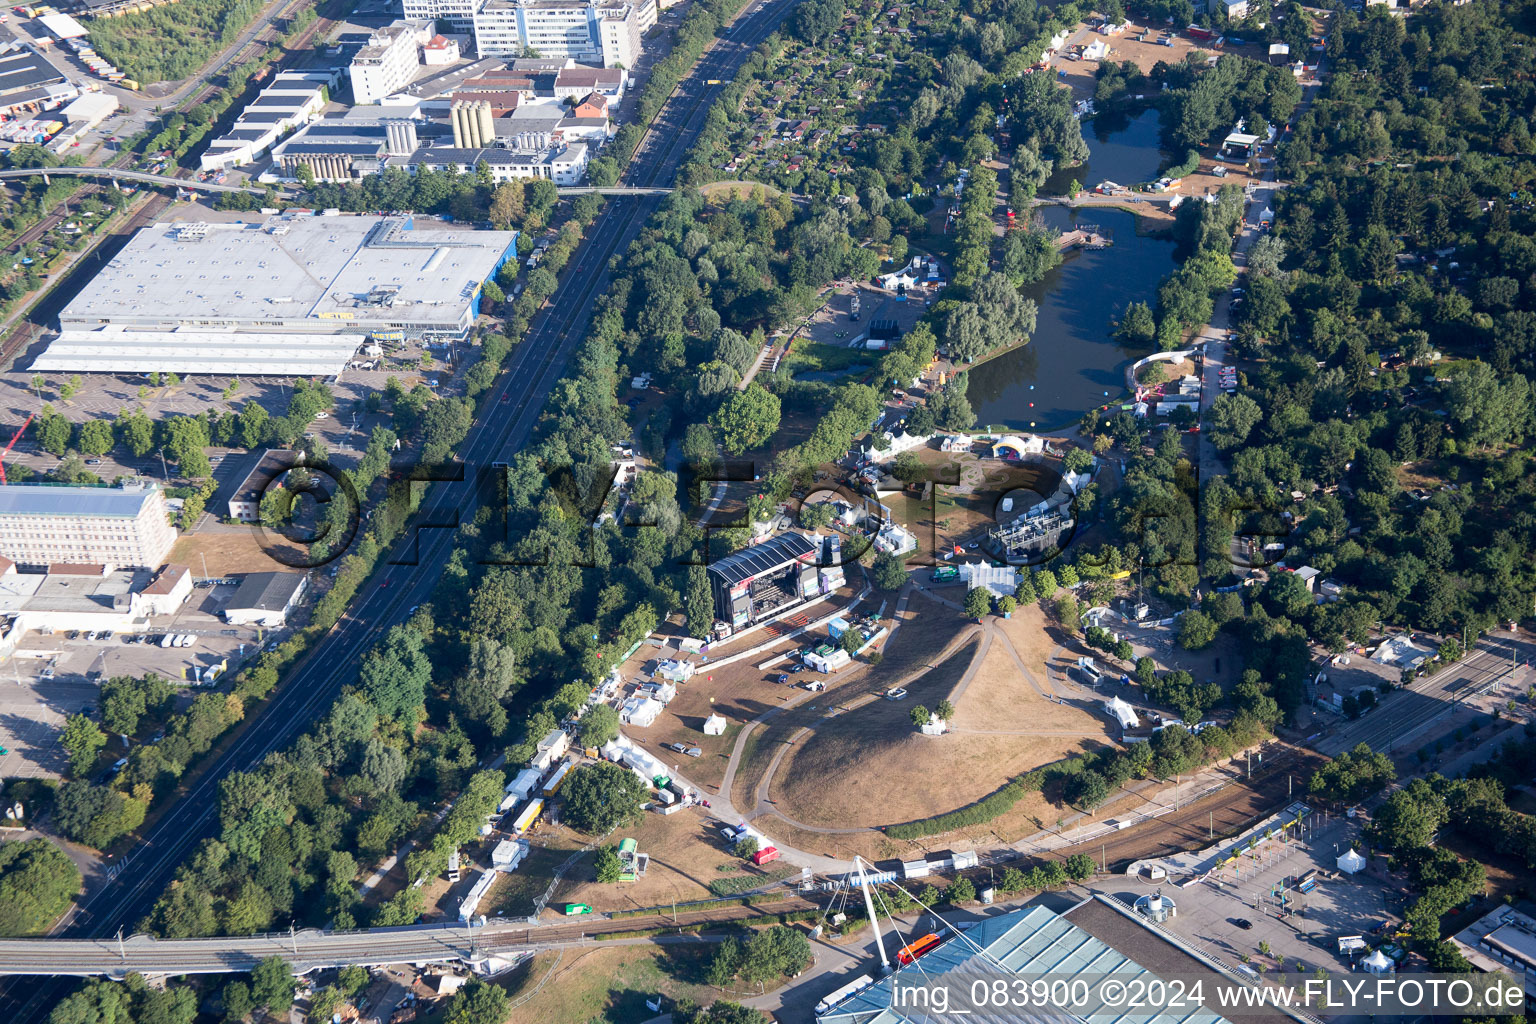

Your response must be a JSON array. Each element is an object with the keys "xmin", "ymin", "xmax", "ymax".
[
  {"xmin": 0, "ymin": 923, "xmax": 727, "ymax": 978},
  {"xmin": 0, "ymin": 166, "xmax": 267, "ymax": 195}
]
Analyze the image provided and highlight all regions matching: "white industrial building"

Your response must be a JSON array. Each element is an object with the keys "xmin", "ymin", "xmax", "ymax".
[
  {"xmin": 349, "ymin": 21, "xmax": 433, "ymax": 105},
  {"xmin": 36, "ymin": 214, "xmax": 517, "ymax": 376},
  {"xmin": 199, "ymin": 70, "xmax": 338, "ymax": 172},
  {"xmin": 0, "ymin": 482, "xmax": 175, "ymax": 568},
  {"xmin": 405, "ymin": 141, "xmax": 590, "ymax": 184},
  {"xmin": 222, "ymin": 572, "xmax": 309, "ymax": 628},
  {"xmin": 472, "ymin": 0, "xmax": 655, "ymax": 68},
  {"xmin": 0, "ymin": 562, "xmax": 192, "ymax": 656}
]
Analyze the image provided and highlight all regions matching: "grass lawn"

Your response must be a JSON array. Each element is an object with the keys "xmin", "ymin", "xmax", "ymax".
[
  {"xmin": 782, "ymin": 340, "xmax": 873, "ymax": 376},
  {"xmin": 504, "ymin": 945, "xmax": 722, "ymax": 1024}
]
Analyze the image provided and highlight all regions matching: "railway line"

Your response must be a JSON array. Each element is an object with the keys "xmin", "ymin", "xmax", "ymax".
[{"xmin": 0, "ymin": 0, "xmax": 805, "ymax": 1013}]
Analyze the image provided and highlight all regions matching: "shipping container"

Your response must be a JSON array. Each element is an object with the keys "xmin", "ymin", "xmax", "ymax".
[
  {"xmin": 511, "ymin": 798, "xmax": 544, "ymax": 834},
  {"xmin": 751, "ymin": 846, "xmax": 780, "ymax": 865}
]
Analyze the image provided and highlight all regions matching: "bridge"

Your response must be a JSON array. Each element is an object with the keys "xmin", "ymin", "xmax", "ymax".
[
  {"xmin": 0, "ymin": 166, "xmax": 268, "ymax": 195},
  {"xmin": 557, "ymin": 185, "xmax": 674, "ymax": 196},
  {"xmin": 0, "ymin": 922, "xmax": 589, "ymax": 978}
]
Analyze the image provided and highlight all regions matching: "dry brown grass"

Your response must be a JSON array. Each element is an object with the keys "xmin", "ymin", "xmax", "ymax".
[
  {"xmin": 169, "ymin": 528, "xmax": 307, "ymax": 575},
  {"xmin": 551, "ymin": 809, "xmax": 743, "ymax": 914},
  {"xmin": 503, "ymin": 945, "xmax": 722, "ymax": 1024}
]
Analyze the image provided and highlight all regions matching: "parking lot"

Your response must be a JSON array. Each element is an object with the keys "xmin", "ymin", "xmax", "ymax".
[
  {"xmin": 0, "ymin": 580, "xmax": 282, "ymax": 779},
  {"xmin": 1148, "ymin": 816, "xmax": 1401, "ymax": 977}
]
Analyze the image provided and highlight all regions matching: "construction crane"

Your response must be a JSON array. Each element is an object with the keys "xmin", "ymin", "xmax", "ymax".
[{"xmin": 0, "ymin": 412, "xmax": 36, "ymax": 485}]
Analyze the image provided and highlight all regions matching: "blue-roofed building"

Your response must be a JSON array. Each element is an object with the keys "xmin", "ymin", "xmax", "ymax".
[
  {"xmin": 0, "ymin": 482, "xmax": 175, "ymax": 568},
  {"xmin": 817, "ymin": 900, "xmax": 1239, "ymax": 1024}
]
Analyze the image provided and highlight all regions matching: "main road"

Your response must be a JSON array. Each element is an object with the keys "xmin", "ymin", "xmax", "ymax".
[{"xmin": 0, "ymin": 0, "xmax": 798, "ymax": 1015}]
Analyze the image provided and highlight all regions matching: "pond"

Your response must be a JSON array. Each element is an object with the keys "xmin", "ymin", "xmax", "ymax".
[
  {"xmin": 966, "ymin": 203, "xmax": 1176, "ymax": 431},
  {"xmin": 1043, "ymin": 107, "xmax": 1170, "ymax": 195}
]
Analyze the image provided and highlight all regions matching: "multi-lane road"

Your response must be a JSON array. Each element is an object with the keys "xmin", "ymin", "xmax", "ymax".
[{"xmin": 0, "ymin": 0, "xmax": 799, "ymax": 1016}]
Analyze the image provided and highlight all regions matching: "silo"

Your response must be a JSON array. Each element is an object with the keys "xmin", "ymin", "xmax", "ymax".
[
  {"xmin": 385, "ymin": 119, "xmax": 417, "ymax": 156},
  {"xmin": 451, "ymin": 103, "xmax": 468, "ymax": 148},
  {"xmin": 475, "ymin": 101, "xmax": 494, "ymax": 148}
]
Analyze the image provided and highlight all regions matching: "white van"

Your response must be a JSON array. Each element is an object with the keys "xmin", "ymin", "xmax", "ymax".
[{"xmin": 159, "ymin": 634, "xmax": 175, "ymax": 648}]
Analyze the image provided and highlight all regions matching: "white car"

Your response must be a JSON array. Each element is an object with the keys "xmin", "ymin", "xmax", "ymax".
[{"xmin": 885, "ymin": 688, "xmax": 908, "ymax": 701}]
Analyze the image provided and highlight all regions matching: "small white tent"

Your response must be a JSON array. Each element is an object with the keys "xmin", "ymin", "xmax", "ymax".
[
  {"xmin": 1361, "ymin": 949, "xmax": 1394, "ymax": 974},
  {"xmin": 1337, "ymin": 847, "xmax": 1366, "ymax": 874},
  {"xmin": 702, "ymin": 713, "xmax": 727, "ymax": 736},
  {"xmin": 1105, "ymin": 697, "xmax": 1139, "ymax": 730}
]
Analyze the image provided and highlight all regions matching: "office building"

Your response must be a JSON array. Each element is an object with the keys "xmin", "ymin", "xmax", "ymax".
[
  {"xmin": 0, "ymin": 483, "xmax": 176, "ymax": 568},
  {"xmin": 349, "ymin": 21, "xmax": 432, "ymax": 105},
  {"xmin": 401, "ymin": 0, "xmax": 480, "ymax": 32},
  {"xmin": 34, "ymin": 215, "xmax": 519, "ymax": 376},
  {"xmin": 473, "ymin": 0, "xmax": 654, "ymax": 68}
]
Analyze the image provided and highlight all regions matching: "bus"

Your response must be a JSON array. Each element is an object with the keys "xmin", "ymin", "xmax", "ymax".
[{"xmin": 897, "ymin": 933, "xmax": 942, "ymax": 966}]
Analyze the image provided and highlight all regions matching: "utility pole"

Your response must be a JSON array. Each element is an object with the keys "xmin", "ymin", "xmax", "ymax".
[
  {"xmin": 1209, "ymin": 811, "xmax": 1213, "ymax": 840},
  {"xmin": 157, "ymin": 447, "xmax": 169, "ymax": 481},
  {"xmin": 117, "ymin": 927, "xmax": 125, "ymax": 962},
  {"xmin": 289, "ymin": 924, "xmax": 297, "ymax": 955},
  {"xmin": 200, "ymin": 552, "xmax": 210, "ymax": 583}
]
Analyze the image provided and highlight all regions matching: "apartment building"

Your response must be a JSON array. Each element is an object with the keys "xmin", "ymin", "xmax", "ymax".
[
  {"xmin": 473, "ymin": 0, "xmax": 654, "ymax": 68},
  {"xmin": 401, "ymin": 0, "xmax": 481, "ymax": 32},
  {"xmin": 0, "ymin": 483, "xmax": 176, "ymax": 568},
  {"xmin": 349, "ymin": 20, "xmax": 432, "ymax": 104}
]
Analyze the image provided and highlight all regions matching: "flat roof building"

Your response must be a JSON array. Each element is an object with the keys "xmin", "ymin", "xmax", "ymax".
[
  {"xmin": 0, "ymin": 41, "xmax": 72, "ymax": 117},
  {"xmin": 0, "ymin": 561, "xmax": 193, "ymax": 656},
  {"xmin": 0, "ymin": 482, "xmax": 175, "ymax": 568},
  {"xmin": 472, "ymin": 0, "xmax": 655, "ymax": 69},
  {"xmin": 36, "ymin": 215, "xmax": 518, "ymax": 376},
  {"xmin": 223, "ymin": 571, "xmax": 309, "ymax": 628}
]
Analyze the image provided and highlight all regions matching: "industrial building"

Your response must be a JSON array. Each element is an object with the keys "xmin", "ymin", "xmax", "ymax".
[
  {"xmin": 35, "ymin": 214, "xmax": 518, "ymax": 376},
  {"xmin": 0, "ymin": 561, "xmax": 193, "ymax": 657},
  {"xmin": 405, "ymin": 141, "xmax": 590, "ymax": 185},
  {"xmin": 0, "ymin": 482, "xmax": 175, "ymax": 568},
  {"xmin": 199, "ymin": 70, "xmax": 339, "ymax": 172},
  {"xmin": 818, "ymin": 897, "xmax": 1237, "ymax": 1024},
  {"xmin": 0, "ymin": 40, "xmax": 73, "ymax": 118},
  {"xmin": 1452, "ymin": 906, "xmax": 1536, "ymax": 997},
  {"xmin": 349, "ymin": 21, "xmax": 433, "ymax": 105},
  {"xmin": 472, "ymin": 0, "xmax": 655, "ymax": 68},
  {"xmin": 706, "ymin": 532, "xmax": 821, "ymax": 631},
  {"xmin": 222, "ymin": 572, "xmax": 309, "ymax": 628}
]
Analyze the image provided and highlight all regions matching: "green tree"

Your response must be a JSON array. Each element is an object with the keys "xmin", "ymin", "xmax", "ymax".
[
  {"xmin": 1367, "ymin": 779, "xmax": 1449, "ymax": 855},
  {"xmin": 964, "ymin": 586, "xmax": 992, "ymax": 619},
  {"xmin": 578, "ymin": 704, "xmax": 620, "ymax": 749},
  {"xmin": 60, "ymin": 713, "xmax": 106, "ymax": 778},
  {"xmin": 0, "ymin": 838, "xmax": 81, "ymax": 936},
  {"xmin": 1309, "ymin": 743, "xmax": 1395, "ymax": 804},
  {"xmin": 909, "ymin": 705, "xmax": 930, "ymax": 728},
  {"xmin": 686, "ymin": 564, "xmax": 715, "ymax": 636},
  {"xmin": 594, "ymin": 845, "xmax": 622, "ymax": 883},
  {"xmin": 76, "ymin": 419, "xmax": 114, "ymax": 457},
  {"xmin": 250, "ymin": 957, "xmax": 296, "ymax": 1015},
  {"xmin": 562, "ymin": 761, "xmax": 647, "ymax": 833},
  {"xmin": 945, "ymin": 875, "xmax": 977, "ymax": 904},
  {"xmin": 445, "ymin": 979, "xmax": 510, "ymax": 1024},
  {"xmin": 1178, "ymin": 610, "xmax": 1218, "ymax": 651},
  {"xmin": 1209, "ymin": 393, "xmax": 1263, "ymax": 451},
  {"xmin": 873, "ymin": 552, "xmax": 908, "ymax": 590},
  {"xmin": 734, "ymin": 836, "xmax": 759, "ymax": 860},
  {"xmin": 935, "ymin": 699, "xmax": 955, "ymax": 720},
  {"xmin": 711, "ymin": 383, "xmax": 781, "ymax": 455}
]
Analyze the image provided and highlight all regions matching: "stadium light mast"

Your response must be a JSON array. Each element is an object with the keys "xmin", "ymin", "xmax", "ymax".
[{"xmin": 852, "ymin": 856, "xmax": 892, "ymax": 973}]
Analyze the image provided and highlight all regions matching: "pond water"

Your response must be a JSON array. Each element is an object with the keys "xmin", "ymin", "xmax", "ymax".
[
  {"xmin": 1043, "ymin": 107, "xmax": 1171, "ymax": 195},
  {"xmin": 966, "ymin": 203, "xmax": 1176, "ymax": 431}
]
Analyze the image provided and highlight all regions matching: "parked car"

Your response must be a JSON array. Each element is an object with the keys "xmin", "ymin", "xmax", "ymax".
[{"xmin": 885, "ymin": 688, "xmax": 908, "ymax": 701}]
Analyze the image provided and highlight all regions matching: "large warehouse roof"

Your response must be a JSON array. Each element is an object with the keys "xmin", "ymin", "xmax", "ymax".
[
  {"xmin": 706, "ymin": 532, "xmax": 818, "ymax": 588},
  {"xmin": 31, "ymin": 329, "xmax": 366, "ymax": 377},
  {"xmin": 55, "ymin": 215, "xmax": 517, "ymax": 331},
  {"xmin": 819, "ymin": 902, "xmax": 1235, "ymax": 1024}
]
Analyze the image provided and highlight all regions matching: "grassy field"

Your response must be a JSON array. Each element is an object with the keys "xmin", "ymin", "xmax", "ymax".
[
  {"xmin": 502, "ymin": 945, "xmax": 721, "ymax": 1024},
  {"xmin": 773, "ymin": 601, "xmax": 1111, "ymax": 832}
]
